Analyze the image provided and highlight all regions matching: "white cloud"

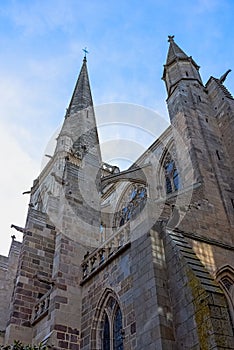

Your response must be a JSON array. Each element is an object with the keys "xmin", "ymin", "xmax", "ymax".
[
  {"xmin": 0, "ymin": 119, "xmax": 39, "ymax": 256},
  {"xmin": 0, "ymin": 61, "xmax": 66, "ymax": 256}
]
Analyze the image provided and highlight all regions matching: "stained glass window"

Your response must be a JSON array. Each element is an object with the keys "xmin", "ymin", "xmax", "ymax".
[
  {"xmin": 100, "ymin": 297, "xmax": 124, "ymax": 350},
  {"xmin": 163, "ymin": 151, "xmax": 180, "ymax": 194},
  {"xmin": 173, "ymin": 169, "xmax": 179, "ymax": 191},
  {"xmin": 166, "ymin": 176, "xmax": 172, "ymax": 194},
  {"xmin": 116, "ymin": 184, "xmax": 147, "ymax": 228},
  {"xmin": 103, "ymin": 312, "xmax": 110, "ymax": 350},
  {"xmin": 113, "ymin": 307, "xmax": 123, "ymax": 350}
]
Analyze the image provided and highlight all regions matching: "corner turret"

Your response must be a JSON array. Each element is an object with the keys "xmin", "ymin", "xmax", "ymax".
[{"xmin": 162, "ymin": 35, "xmax": 203, "ymax": 97}]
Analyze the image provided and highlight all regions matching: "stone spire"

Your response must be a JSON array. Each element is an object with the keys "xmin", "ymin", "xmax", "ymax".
[
  {"xmin": 49, "ymin": 53, "xmax": 102, "ymax": 246},
  {"xmin": 55, "ymin": 55, "xmax": 101, "ymax": 158},
  {"xmin": 162, "ymin": 36, "xmax": 202, "ymax": 96},
  {"xmin": 66, "ymin": 56, "xmax": 93, "ymax": 117}
]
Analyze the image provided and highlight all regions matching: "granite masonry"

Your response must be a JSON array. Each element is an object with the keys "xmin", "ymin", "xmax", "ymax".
[{"xmin": 0, "ymin": 37, "xmax": 234, "ymax": 349}]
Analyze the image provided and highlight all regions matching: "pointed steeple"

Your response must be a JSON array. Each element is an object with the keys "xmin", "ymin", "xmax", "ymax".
[
  {"xmin": 66, "ymin": 56, "xmax": 93, "ymax": 117},
  {"xmin": 166, "ymin": 35, "xmax": 189, "ymax": 65},
  {"xmin": 51, "ymin": 52, "xmax": 102, "ymax": 245},
  {"xmin": 162, "ymin": 36, "xmax": 202, "ymax": 97},
  {"xmin": 55, "ymin": 54, "xmax": 101, "ymax": 161}
]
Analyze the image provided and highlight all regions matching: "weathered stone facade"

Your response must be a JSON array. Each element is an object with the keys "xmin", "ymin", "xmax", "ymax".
[{"xmin": 0, "ymin": 37, "xmax": 234, "ymax": 349}]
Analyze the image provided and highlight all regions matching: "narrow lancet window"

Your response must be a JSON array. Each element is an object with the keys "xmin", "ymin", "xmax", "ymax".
[
  {"xmin": 103, "ymin": 312, "xmax": 110, "ymax": 350},
  {"xmin": 163, "ymin": 150, "xmax": 180, "ymax": 195},
  {"xmin": 113, "ymin": 307, "xmax": 123, "ymax": 350},
  {"xmin": 98, "ymin": 295, "xmax": 124, "ymax": 350}
]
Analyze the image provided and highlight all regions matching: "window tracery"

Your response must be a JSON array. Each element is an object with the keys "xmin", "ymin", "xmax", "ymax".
[
  {"xmin": 114, "ymin": 184, "xmax": 147, "ymax": 228},
  {"xmin": 101, "ymin": 297, "xmax": 124, "ymax": 350},
  {"xmin": 91, "ymin": 289, "xmax": 125, "ymax": 350}
]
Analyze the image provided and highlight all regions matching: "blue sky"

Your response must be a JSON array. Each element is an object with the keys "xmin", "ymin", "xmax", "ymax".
[{"xmin": 0, "ymin": 0, "xmax": 234, "ymax": 255}]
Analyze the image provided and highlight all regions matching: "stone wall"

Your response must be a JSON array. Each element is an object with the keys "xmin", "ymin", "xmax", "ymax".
[
  {"xmin": 0, "ymin": 240, "xmax": 21, "ymax": 344},
  {"xmin": 164, "ymin": 228, "xmax": 234, "ymax": 349},
  {"xmin": 5, "ymin": 209, "xmax": 56, "ymax": 345},
  {"xmin": 206, "ymin": 77, "xmax": 234, "ymax": 172},
  {"xmin": 80, "ymin": 227, "xmax": 176, "ymax": 350},
  {"xmin": 80, "ymin": 243, "xmax": 135, "ymax": 350},
  {"xmin": 39, "ymin": 232, "xmax": 86, "ymax": 350}
]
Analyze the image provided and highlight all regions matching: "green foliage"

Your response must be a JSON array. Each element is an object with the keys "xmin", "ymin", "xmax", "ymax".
[{"xmin": 0, "ymin": 340, "xmax": 48, "ymax": 350}]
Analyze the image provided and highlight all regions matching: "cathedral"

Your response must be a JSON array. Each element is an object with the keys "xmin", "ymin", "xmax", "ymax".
[{"xmin": 0, "ymin": 36, "xmax": 234, "ymax": 349}]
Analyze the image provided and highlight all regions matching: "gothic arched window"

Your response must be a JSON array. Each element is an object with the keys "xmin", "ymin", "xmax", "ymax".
[
  {"xmin": 99, "ymin": 295, "xmax": 124, "ymax": 350},
  {"xmin": 114, "ymin": 184, "xmax": 147, "ymax": 228},
  {"xmin": 163, "ymin": 151, "xmax": 180, "ymax": 195}
]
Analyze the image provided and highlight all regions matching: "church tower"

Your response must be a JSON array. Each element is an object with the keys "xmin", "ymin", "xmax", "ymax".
[
  {"xmin": 162, "ymin": 36, "xmax": 234, "ymax": 243},
  {"xmin": 50, "ymin": 55, "xmax": 102, "ymax": 247},
  {"xmin": 5, "ymin": 55, "xmax": 102, "ymax": 346}
]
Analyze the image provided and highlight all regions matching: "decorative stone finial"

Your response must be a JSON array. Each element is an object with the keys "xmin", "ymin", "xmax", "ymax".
[{"xmin": 168, "ymin": 35, "xmax": 175, "ymax": 43}]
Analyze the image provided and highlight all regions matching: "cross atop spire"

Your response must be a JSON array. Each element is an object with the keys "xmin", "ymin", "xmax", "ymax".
[
  {"xmin": 168, "ymin": 35, "xmax": 175, "ymax": 43},
  {"xmin": 82, "ymin": 47, "xmax": 89, "ymax": 60}
]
